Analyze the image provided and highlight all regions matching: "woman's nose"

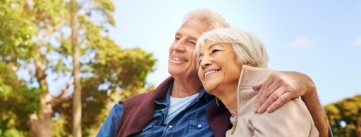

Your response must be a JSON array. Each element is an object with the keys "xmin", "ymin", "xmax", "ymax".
[{"xmin": 200, "ymin": 57, "xmax": 212, "ymax": 68}]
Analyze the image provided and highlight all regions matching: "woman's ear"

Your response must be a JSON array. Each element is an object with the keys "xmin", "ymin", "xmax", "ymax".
[{"xmin": 245, "ymin": 62, "xmax": 256, "ymax": 67}]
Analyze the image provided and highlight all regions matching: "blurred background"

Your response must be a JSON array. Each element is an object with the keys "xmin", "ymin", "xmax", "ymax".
[{"xmin": 0, "ymin": 0, "xmax": 360, "ymax": 136}]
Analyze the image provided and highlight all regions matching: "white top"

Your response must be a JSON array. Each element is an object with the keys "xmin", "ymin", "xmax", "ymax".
[{"xmin": 165, "ymin": 93, "xmax": 199, "ymax": 124}]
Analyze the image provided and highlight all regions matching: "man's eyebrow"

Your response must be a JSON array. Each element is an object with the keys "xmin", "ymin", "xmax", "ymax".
[{"xmin": 189, "ymin": 35, "xmax": 198, "ymax": 40}]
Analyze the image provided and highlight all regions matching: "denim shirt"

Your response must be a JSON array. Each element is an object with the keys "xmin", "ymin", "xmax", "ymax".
[{"xmin": 97, "ymin": 87, "xmax": 216, "ymax": 137}]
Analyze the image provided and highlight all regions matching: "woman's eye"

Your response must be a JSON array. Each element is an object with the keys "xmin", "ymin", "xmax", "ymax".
[
  {"xmin": 198, "ymin": 59, "xmax": 202, "ymax": 65},
  {"xmin": 211, "ymin": 49, "xmax": 221, "ymax": 54}
]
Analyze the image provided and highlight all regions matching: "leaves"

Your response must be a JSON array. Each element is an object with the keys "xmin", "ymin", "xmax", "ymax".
[
  {"xmin": 0, "ymin": 62, "xmax": 41, "ymax": 136},
  {"xmin": 0, "ymin": 0, "xmax": 38, "ymax": 61},
  {"xmin": 325, "ymin": 95, "xmax": 361, "ymax": 136},
  {"xmin": 1, "ymin": 0, "xmax": 157, "ymax": 136}
]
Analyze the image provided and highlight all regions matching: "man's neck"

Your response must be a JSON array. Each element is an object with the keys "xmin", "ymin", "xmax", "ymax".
[{"xmin": 171, "ymin": 78, "xmax": 202, "ymax": 98}]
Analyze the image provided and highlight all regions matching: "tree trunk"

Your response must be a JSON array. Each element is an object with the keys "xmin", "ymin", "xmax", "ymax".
[
  {"xmin": 29, "ymin": 47, "xmax": 52, "ymax": 137},
  {"xmin": 29, "ymin": 99, "xmax": 52, "ymax": 137},
  {"xmin": 71, "ymin": 0, "xmax": 82, "ymax": 136}
]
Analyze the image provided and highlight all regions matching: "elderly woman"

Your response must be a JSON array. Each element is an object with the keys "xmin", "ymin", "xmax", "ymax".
[{"xmin": 195, "ymin": 28, "xmax": 319, "ymax": 137}]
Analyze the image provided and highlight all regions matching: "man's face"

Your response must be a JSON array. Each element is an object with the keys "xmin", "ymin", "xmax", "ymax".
[{"xmin": 168, "ymin": 19, "xmax": 211, "ymax": 79}]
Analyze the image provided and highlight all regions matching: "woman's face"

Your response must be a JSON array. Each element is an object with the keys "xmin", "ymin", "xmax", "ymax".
[{"xmin": 197, "ymin": 42, "xmax": 244, "ymax": 95}]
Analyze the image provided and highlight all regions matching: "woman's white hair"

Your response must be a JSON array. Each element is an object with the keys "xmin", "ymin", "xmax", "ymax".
[{"xmin": 195, "ymin": 28, "xmax": 269, "ymax": 68}]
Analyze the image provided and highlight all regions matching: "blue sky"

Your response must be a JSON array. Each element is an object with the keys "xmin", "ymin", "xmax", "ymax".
[{"xmin": 109, "ymin": 0, "xmax": 361, "ymax": 105}]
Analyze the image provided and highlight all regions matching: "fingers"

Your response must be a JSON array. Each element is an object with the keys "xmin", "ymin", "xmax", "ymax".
[
  {"xmin": 252, "ymin": 80, "xmax": 263, "ymax": 92},
  {"xmin": 252, "ymin": 79, "xmax": 266, "ymax": 112},
  {"xmin": 253, "ymin": 77, "xmax": 279, "ymax": 113},
  {"xmin": 266, "ymin": 93, "xmax": 295, "ymax": 113},
  {"xmin": 253, "ymin": 71, "xmax": 306, "ymax": 114},
  {"xmin": 255, "ymin": 85, "xmax": 282, "ymax": 113},
  {"xmin": 259, "ymin": 90, "xmax": 292, "ymax": 113}
]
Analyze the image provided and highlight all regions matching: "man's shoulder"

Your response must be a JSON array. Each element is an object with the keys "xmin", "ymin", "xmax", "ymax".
[
  {"xmin": 120, "ymin": 77, "xmax": 173, "ymax": 105},
  {"xmin": 121, "ymin": 91, "xmax": 153, "ymax": 104}
]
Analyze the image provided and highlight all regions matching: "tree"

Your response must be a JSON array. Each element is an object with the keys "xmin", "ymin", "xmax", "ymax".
[
  {"xmin": 0, "ymin": 0, "xmax": 156, "ymax": 136},
  {"xmin": 0, "ymin": 0, "xmax": 39, "ymax": 136},
  {"xmin": 0, "ymin": 61, "xmax": 37, "ymax": 137},
  {"xmin": 325, "ymin": 95, "xmax": 361, "ymax": 137},
  {"xmin": 70, "ymin": 0, "xmax": 82, "ymax": 136}
]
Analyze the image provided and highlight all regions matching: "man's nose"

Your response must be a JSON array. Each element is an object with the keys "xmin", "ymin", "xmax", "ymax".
[{"xmin": 172, "ymin": 39, "xmax": 186, "ymax": 50}]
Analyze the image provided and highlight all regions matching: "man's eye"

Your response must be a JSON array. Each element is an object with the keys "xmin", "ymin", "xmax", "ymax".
[
  {"xmin": 174, "ymin": 36, "xmax": 181, "ymax": 41},
  {"xmin": 198, "ymin": 59, "xmax": 202, "ymax": 65},
  {"xmin": 189, "ymin": 40, "xmax": 196, "ymax": 46}
]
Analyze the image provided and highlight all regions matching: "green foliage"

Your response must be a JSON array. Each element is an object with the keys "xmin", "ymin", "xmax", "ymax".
[
  {"xmin": 1, "ymin": 0, "xmax": 157, "ymax": 136},
  {"xmin": 0, "ymin": 0, "xmax": 38, "ymax": 62},
  {"xmin": 0, "ymin": 62, "xmax": 16, "ymax": 96},
  {"xmin": 52, "ymin": 44, "xmax": 156, "ymax": 135},
  {"xmin": 0, "ymin": 128, "xmax": 24, "ymax": 137},
  {"xmin": 0, "ymin": 62, "xmax": 41, "ymax": 136},
  {"xmin": 325, "ymin": 95, "xmax": 361, "ymax": 137},
  {"xmin": 51, "ymin": 116, "xmax": 70, "ymax": 137},
  {"xmin": 95, "ymin": 40, "xmax": 156, "ymax": 89},
  {"xmin": 32, "ymin": 0, "xmax": 65, "ymax": 28}
]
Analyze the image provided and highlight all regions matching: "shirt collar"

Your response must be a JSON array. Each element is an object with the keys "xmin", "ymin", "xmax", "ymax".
[{"xmin": 154, "ymin": 82, "xmax": 215, "ymax": 106}]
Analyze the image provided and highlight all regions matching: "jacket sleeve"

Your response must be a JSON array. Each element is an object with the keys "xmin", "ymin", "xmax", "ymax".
[
  {"xmin": 96, "ymin": 103, "xmax": 124, "ymax": 137},
  {"xmin": 249, "ymin": 98, "xmax": 319, "ymax": 137},
  {"xmin": 328, "ymin": 124, "xmax": 334, "ymax": 137}
]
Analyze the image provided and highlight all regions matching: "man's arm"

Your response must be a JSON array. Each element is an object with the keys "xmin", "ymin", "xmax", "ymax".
[
  {"xmin": 252, "ymin": 71, "xmax": 329, "ymax": 137},
  {"xmin": 301, "ymin": 81, "xmax": 330, "ymax": 137},
  {"xmin": 97, "ymin": 103, "xmax": 124, "ymax": 137}
]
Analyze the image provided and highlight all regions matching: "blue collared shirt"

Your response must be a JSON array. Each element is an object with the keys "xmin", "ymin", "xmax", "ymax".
[{"xmin": 97, "ymin": 87, "xmax": 215, "ymax": 137}]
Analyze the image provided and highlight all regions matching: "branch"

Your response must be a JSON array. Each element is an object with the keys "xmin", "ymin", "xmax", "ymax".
[{"xmin": 50, "ymin": 80, "xmax": 71, "ymax": 105}]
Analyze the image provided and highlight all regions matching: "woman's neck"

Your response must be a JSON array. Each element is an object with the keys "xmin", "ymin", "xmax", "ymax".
[{"xmin": 214, "ymin": 84, "xmax": 238, "ymax": 115}]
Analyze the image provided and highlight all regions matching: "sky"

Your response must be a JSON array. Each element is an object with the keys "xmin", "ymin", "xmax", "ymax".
[{"xmin": 108, "ymin": 0, "xmax": 361, "ymax": 106}]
